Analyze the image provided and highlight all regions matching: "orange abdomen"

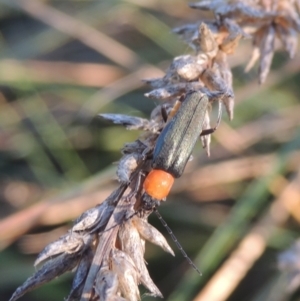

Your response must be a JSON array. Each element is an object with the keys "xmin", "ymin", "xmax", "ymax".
[{"xmin": 143, "ymin": 169, "xmax": 174, "ymax": 200}]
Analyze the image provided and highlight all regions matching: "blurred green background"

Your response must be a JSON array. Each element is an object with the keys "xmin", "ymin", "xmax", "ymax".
[{"xmin": 0, "ymin": 1, "xmax": 300, "ymax": 301}]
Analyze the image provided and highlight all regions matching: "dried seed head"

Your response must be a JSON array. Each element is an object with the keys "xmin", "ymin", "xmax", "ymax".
[{"xmin": 10, "ymin": 2, "xmax": 300, "ymax": 301}]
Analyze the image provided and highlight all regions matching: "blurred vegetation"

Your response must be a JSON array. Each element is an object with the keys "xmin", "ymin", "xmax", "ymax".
[{"xmin": 0, "ymin": 1, "xmax": 300, "ymax": 301}]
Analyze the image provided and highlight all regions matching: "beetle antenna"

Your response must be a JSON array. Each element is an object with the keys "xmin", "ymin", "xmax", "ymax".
[{"xmin": 153, "ymin": 207, "xmax": 202, "ymax": 276}]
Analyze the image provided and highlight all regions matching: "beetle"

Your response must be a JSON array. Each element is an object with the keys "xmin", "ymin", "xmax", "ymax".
[{"xmin": 142, "ymin": 91, "xmax": 215, "ymax": 210}]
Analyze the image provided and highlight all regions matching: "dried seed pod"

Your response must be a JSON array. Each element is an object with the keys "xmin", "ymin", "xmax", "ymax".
[
  {"xmin": 276, "ymin": 25, "xmax": 298, "ymax": 58},
  {"xmin": 245, "ymin": 46, "xmax": 260, "ymax": 72},
  {"xmin": 34, "ymin": 232, "xmax": 91, "ymax": 266},
  {"xmin": 178, "ymin": 57, "xmax": 206, "ymax": 80},
  {"xmin": 66, "ymin": 247, "xmax": 94, "ymax": 301},
  {"xmin": 173, "ymin": 23, "xmax": 200, "ymax": 50},
  {"xmin": 198, "ymin": 23, "xmax": 219, "ymax": 59},
  {"xmin": 133, "ymin": 216, "xmax": 174, "ymax": 256},
  {"xmin": 169, "ymin": 55, "xmax": 207, "ymax": 82},
  {"xmin": 258, "ymin": 24, "xmax": 276, "ymax": 84},
  {"xmin": 196, "ymin": 1, "xmax": 272, "ymax": 21},
  {"xmin": 144, "ymin": 52, "xmax": 211, "ymax": 91},
  {"xmin": 223, "ymin": 17, "xmax": 250, "ymax": 38},
  {"xmin": 95, "ymin": 264, "xmax": 127, "ymax": 301},
  {"xmin": 111, "ymin": 249, "xmax": 140, "ymax": 301},
  {"xmin": 214, "ymin": 52, "xmax": 234, "ymax": 119},
  {"xmin": 9, "ymin": 253, "xmax": 81, "ymax": 301},
  {"xmin": 200, "ymin": 68, "xmax": 234, "ymax": 120},
  {"xmin": 143, "ymin": 77, "xmax": 166, "ymax": 88},
  {"xmin": 220, "ymin": 18, "xmax": 246, "ymax": 54},
  {"xmin": 215, "ymin": 50, "xmax": 233, "ymax": 87},
  {"xmin": 200, "ymin": 66, "xmax": 226, "ymax": 93},
  {"xmin": 119, "ymin": 217, "xmax": 145, "ymax": 257},
  {"xmin": 189, "ymin": 0, "xmax": 219, "ymax": 12},
  {"xmin": 118, "ymin": 219, "xmax": 163, "ymax": 298},
  {"xmin": 277, "ymin": 0, "xmax": 300, "ymax": 31},
  {"xmin": 145, "ymin": 82, "xmax": 218, "ymax": 100},
  {"xmin": 200, "ymin": 110, "xmax": 212, "ymax": 156},
  {"xmin": 145, "ymin": 86, "xmax": 182, "ymax": 100},
  {"xmin": 72, "ymin": 202, "xmax": 114, "ymax": 233},
  {"xmin": 100, "ymin": 113, "xmax": 152, "ymax": 131},
  {"xmin": 222, "ymin": 94, "xmax": 235, "ymax": 121},
  {"xmin": 117, "ymin": 153, "xmax": 143, "ymax": 184}
]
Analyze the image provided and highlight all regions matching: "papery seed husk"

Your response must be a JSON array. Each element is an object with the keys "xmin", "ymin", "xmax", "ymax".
[
  {"xmin": 143, "ymin": 77, "xmax": 166, "ymax": 88},
  {"xmin": 189, "ymin": 1, "xmax": 216, "ymax": 11},
  {"xmin": 145, "ymin": 87, "xmax": 181, "ymax": 100},
  {"xmin": 200, "ymin": 111, "xmax": 212, "ymax": 156},
  {"xmin": 171, "ymin": 55, "xmax": 206, "ymax": 81},
  {"xmin": 133, "ymin": 217, "xmax": 174, "ymax": 256},
  {"xmin": 177, "ymin": 60, "xmax": 205, "ymax": 81},
  {"xmin": 119, "ymin": 219, "xmax": 146, "ymax": 268},
  {"xmin": 100, "ymin": 114, "xmax": 151, "ymax": 131},
  {"xmin": 220, "ymin": 29, "xmax": 242, "ymax": 54},
  {"xmin": 258, "ymin": 24, "xmax": 276, "ymax": 84},
  {"xmin": 200, "ymin": 68, "xmax": 234, "ymax": 120},
  {"xmin": 223, "ymin": 17, "xmax": 251, "ymax": 40},
  {"xmin": 215, "ymin": 2, "xmax": 272, "ymax": 21},
  {"xmin": 117, "ymin": 153, "xmax": 142, "ymax": 184},
  {"xmin": 245, "ymin": 46, "xmax": 260, "ymax": 72},
  {"xmin": 276, "ymin": 25, "xmax": 298, "ymax": 58},
  {"xmin": 111, "ymin": 249, "xmax": 140, "ymax": 301},
  {"xmin": 10, "ymin": 253, "xmax": 80, "ymax": 301},
  {"xmin": 215, "ymin": 51, "xmax": 233, "ymax": 87},
  {"xmin": 72, "ymin": 203, "xmax": 114, "ymax": 233},
  {"xmin": 173, "ymin": 23, "xmax": 200, "ymax": 49},
  {"xmin": 201, "ymin": 67, "xmax": 226, "ymax": 92},
  {"xmin": 145, "ymin": 82, "xmax": 207, "ymax": 100},
  {"xmin": 277, "ymin": 2, "xmax": 300, "ymax": 31},
  {"xmin": 198, "ymin": 23, "xmax": 219, "ymax": 58},
  {"xmin": 118, "ymin": 219, "xmax": 163, "ymax": 298},
  {"xmin": 73, "ymin": 203, "xmax": 106, "ymax": 231},
  {"xmin": 222, "ymin": 94, "xmax": 235, "ymax": 120},
  {"xmin": 66, "ymin": 247, "xmax": 94, "ymax": 301},
  {"xmin": 95, "ymin": 264, "xmax": 124, "ymax": 301},
  {"xmin": 34, "ymin": 232, "xmax": 87, "ymax": 266}
]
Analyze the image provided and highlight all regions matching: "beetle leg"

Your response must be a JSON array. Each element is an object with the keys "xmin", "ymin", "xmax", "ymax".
[
  {"xmin": 122, "ymin": 170, "xmax": 144, "ymax": 202},
  {"xmin": 200, "ymin": 100, "xmax": 222, "ymax": 136},
  {"xmin": 161, "ymin": 104, "xmax": 169, "ymax": 123},
  {"xmin": 141, "ymin": 146, "xmax": 153, "ymax": 161}
]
